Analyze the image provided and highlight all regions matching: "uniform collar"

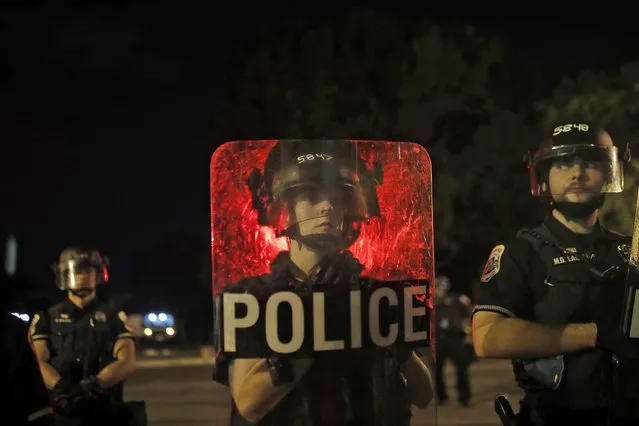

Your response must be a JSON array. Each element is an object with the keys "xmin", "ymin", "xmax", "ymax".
[
  {"xmin": 543, "ymin": 213, "xmax": 604, "ymax": 247},
  {"xmin": 63, "ymin": 296, "xmax": 101, "ymax": 315},
  {"xmin": 270, "ymin": 251, "xmax": 307, "ymax": 282}
]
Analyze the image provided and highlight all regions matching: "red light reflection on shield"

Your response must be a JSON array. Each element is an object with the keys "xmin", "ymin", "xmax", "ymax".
[{"xmin": 210, "ymin": 140, "xmax": 434, "ymax": 308}]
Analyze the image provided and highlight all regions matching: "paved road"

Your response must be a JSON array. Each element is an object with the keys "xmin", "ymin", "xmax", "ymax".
[{"xmin": 124, "ymin": 358, "xmax": 523, "ymax": 426}]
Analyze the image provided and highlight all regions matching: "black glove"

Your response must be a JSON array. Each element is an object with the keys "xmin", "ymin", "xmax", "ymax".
[
  {"xmin": 308, "ymin": 251, "xmax": 364, "ymax": 342},
  {"xmin": 309, "ymin": 251, "xmax": 364, "ymax": 290},
  {"xmin": 79, "ymin": 375, "xmax": 106, "ymax": 400},
  {"xmin": 596, "ymin": 322, "xmax": 639, "ymax": 361},
  {"xmin": 52, "ymin": 378, "xmax": 82, "ymax": 417}
]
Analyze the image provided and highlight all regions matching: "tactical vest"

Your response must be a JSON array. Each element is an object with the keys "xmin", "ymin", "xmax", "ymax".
[
  {"xmin": 513, "ymin": 223, "xmax": 629, "ymax": 410},
  {"xmin": 46, "ymin": 300, "xmax": 123, "ymax": 403}
]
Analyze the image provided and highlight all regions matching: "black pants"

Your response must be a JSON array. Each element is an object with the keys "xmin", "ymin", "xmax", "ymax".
[{"xmin": 435, "ymin": 335, "xmax": 472, "ymax": 404}]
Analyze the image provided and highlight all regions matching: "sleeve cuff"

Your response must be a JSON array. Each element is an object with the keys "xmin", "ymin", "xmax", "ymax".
[
  {"xmin": 472, "ymin": 305, "xmax": 515, "ymax": 318},
  {"xmin": 115, "ymin": 333, "xmax": 134, "ymax": 340}
]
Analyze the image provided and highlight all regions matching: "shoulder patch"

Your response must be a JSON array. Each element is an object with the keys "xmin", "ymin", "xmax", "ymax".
[
  {"xmin": 118, "ymin": 311, "xmax": 135, "ymax": 333},
  {"xmin": 29, "ymin": 313, "xmax": 40, "ymax": 336},
  {"xmin": 481, "ymin": 245, "xmax": 505, "ymax": 283}
]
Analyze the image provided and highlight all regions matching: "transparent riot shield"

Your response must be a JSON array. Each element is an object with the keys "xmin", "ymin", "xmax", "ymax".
[{"xmin": 211, "ymin": 139, "xmax": 435, "ymax": 426}]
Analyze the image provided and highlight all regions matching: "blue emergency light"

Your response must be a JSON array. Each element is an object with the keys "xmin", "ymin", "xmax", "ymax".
[{"xmin": 144, "ymin": 312, "xmax": 175, "ymax": 327}]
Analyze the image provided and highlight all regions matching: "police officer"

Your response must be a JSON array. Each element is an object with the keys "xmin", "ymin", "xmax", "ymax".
[
  {"xmin": 214, "ymin": 139, "xmax": 434, "ymax": 426},
  {"xmin": 29, "ymin": 247, "xmax": 137, "ymax": 426},
  {"xmin": 472, "ymin": 123, "xmax": 639, "ymax": 425},
  {"xmin": 434, "ymin": 275, "xmax": 474, "ymax": 407},
  {"xmin": 2, "ymin": 231, "xmax": 54, "ymax": 425}
]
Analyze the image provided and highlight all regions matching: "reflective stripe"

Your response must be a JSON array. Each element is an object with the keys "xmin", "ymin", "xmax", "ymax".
[
  {"xmin": 472, "ymin": 305, "xmax": 515, "ymax": 318},
  {"xmin": 27, "ymin": 407, "xmax": 53, "ymax": 422},
  {"xmin": 30, "ymin": 334, "xmax": 49, "ymax": 341}
]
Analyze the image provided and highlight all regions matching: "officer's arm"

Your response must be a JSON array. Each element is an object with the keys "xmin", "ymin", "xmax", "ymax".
[
  {"xmin": 28, "ymin": 312, "xmax": 62, "ymax": 390},
  {"xmin": 473, "ymin": 312, "xmax": 596, "ymax": 358},
  {"xmin": 400, "ymin": 353, "xmax": 434, "ymax": 409},
  {"xmin": 95, "ymin": 337, "xmax": 136, "ymax": 388},
  {"xmin": 94, "ymin": 311, "xmax": 137, "ymax": 388},
  {"xmin": 229, "ymin": 358, "xmax": 313, "ymax": 423},
  {"xmin": 9, "ymin": 315, "xmax": 54, "ymax": 424},
  {"xmin": 31, "ymin": 340, "xmax": 62, "ymax": 390},
  {"xmin": 472, "ymin": 244, "xmax": 597, "ymax": 359}
]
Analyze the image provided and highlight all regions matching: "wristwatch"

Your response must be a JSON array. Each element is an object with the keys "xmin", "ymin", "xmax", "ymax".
[{"xmin": 266, "ymin": 355, "xmax": 294, "ymax": 385}]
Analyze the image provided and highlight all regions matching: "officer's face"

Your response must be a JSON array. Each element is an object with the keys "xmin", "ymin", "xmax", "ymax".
[
  {"xmin": 65, "ymin": 267, "xmax": 98, "ymax": 290},
  {"xmin": 545, "ymin": 156, "xmax": 605, "ymax": 203},
  {"xmin": 292, "ymin": 187, "xmax": 345, "ymax": 237}
]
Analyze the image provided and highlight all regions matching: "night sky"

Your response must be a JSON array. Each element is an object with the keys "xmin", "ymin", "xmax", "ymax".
[{"xmin": 2, "ymin": 2, "xmax": 639, "ymax": 302}]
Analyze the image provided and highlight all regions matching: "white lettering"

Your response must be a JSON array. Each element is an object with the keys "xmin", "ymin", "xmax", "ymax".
[
  {"xmin": 265, "ymin": 292, "xmax": 304, "ymax": 354},
  {"xmin": 350, "ymin": 290, "xmax": 362, "ymax": 349},
  {"xmin": 404, "ymin": 286, "xmax": 428, "ymax": 342},
  {"xmin": 223, "ymin": 293, "xmax": 259, "ymax": 352},
  {"xmin": 313, "ymin": 293, "xmax": 345, "ymax": 351},
  {"xmin": 369, "ymin": 287, "xmax": 398, "ymax": 347},
  {"xmin": 552, "ymin": 123, "xmax": 590, "ymax": 136},
  {"xmin": 296, "ymin": 153, "xmax": 335, "ymax": 164}
]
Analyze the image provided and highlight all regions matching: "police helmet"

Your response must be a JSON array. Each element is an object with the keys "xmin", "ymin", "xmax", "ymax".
[
  {"xmin": 52, "ymin": 247, "xmax": 109, "ymax": 290},
  {"xmin": 525, "ymin": 123, "xmax": 630, "ymax": 197},
  {"xmin": 247, "ymin": 139, "xmax": 382, "ymax": 248}
]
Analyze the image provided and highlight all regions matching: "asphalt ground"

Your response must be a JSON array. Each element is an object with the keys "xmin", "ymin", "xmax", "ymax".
[{"xmin": 125, "ymin": 356, "xmax": 523, "ymax": 426}]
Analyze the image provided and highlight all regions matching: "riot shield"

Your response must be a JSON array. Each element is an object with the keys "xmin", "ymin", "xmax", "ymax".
[
  {"xmin": 211, "ymin": 139, "xmax": 435, "ymax": 426},
  {"xmin": 623, "ymin": 186, "xmax": 639, "ymax": 338}
]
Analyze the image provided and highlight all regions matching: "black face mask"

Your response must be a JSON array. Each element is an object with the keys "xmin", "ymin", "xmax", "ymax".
[{"xmin": 551, "ymin": 195, "xmax": 606, "ymax": 219}]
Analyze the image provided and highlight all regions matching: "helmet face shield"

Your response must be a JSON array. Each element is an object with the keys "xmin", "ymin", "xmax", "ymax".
[
  {"xmin": 52, "ymin": 248, "xmax": 107, "ymax": 290},
  {"xmin": 529, "ymin": 145, "xmax": 624, "ymax": 197},
  {"xmin": 268, "ymin": 179, "xmax": 370, "ymax": 235},
  {"xmin": 261, "ymin": 140, "xmax": 380, "ymax": 239},
  {"xmin": 55, "ymin": 259, "xmax": 98, "ymax": 290}
]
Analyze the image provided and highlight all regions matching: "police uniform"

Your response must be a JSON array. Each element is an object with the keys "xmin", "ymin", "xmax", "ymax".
[
  {"xmin": 214, "ymin": 252, "xmax": 412, "ymax": 426},
  {"xmin": 3, "ymin": 311, "xmax": 54, "ymax": 425},
  {"xmin": 473, "ymin": 213, "xmax": 638, "ymax": 424},
  {"xmin": 29, "ymin": 297, "xmax": 135, "ymax": 424},
  {"xmin": 435, "ymin": 291, "xmax": 473, "ymax": 405}
]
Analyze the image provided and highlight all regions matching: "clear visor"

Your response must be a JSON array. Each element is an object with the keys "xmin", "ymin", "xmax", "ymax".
[
  {"xmin": 54, "ymin": 259, "xmax": 99, "ymax": 290},
  {"xmin": 267, "ymin": 182, "xmax": 369, "ymax": 235},
  {"xmin": 529, "ymin": 145, "xmax": 623, "ymax": 197}
]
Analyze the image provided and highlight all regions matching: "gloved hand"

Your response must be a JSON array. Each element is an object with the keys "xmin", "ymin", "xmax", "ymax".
[
  {"xmin": 596, "ymin": 322, "xmax": 639, "ymax": 361},
  {"xmin": 52, "ymin": 377, "xmax": 83, "ymax": 417},
  {"xmin": 308, "ymin": 251, "xmax": 364, "ymax": 343},
  {"xmin": 79, "ymin": 375, "xmax": 106, "ymax": 401},
  {"xmin": 308, "ymin": 251, "xmax": 364, "ymax": 290}
]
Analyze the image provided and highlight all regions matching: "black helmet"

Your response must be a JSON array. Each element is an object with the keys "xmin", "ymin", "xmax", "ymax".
[
  {"xmin": 525, "ymin": 123, "xmax": 630, "ymax": 197},
  {"xmin": 52, "ymin": 247, "xmax": 109, "ymax": 290},
  {"xmin": 247, "ymin": 139, "xmax": 382, "ymax": 249}
]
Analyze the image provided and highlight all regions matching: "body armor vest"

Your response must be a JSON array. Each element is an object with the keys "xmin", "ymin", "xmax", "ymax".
[
  {"xmin": 46, "ymin": 300, "xmax": 123, "ymax": 404},
  {"xmin": 514, "ymin": 224, "xmax": 629, "ymax": 411}
]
